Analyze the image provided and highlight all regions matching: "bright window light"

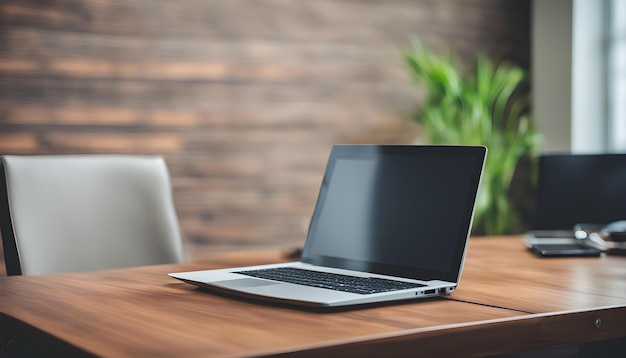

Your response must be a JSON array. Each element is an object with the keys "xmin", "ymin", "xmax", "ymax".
[{"xmin": 609, "ymin": 0, "xmax": 626, "ymax": 151}]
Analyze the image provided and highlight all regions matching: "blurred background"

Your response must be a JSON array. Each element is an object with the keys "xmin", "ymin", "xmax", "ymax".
[{"xmin": 0, "ymin": 0, "xmax": 623, "ymax": 261}]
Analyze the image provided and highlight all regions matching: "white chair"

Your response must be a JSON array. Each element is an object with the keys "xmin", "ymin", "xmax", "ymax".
[{"xmin": 0, "ymin": 155, "xmax": 186, "ymax": 275}]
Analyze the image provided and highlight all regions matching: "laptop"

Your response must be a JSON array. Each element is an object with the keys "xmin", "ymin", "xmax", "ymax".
[
  {"xmin": 170, "ymin": 144, "xmax": 487, "ymax": 308},
  {"xmin": 524, "ymin": 153, "xmax": 626, "ymax": 248}
]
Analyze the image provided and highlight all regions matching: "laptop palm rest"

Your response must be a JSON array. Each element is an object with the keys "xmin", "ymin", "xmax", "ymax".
[{"xmin": 216, "ymin": 278, "xmax": 282, "ymax": 289}]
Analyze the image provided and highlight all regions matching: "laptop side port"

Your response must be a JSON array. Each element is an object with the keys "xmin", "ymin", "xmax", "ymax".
[{"xmin": 424, "ymin": 289, "xmax": 436, "ymax": 294}]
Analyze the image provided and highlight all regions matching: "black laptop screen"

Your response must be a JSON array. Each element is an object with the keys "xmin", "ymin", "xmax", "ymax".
[{"xmin": 301, "ymin": 145, "xmax": 486, "ymax": 282}]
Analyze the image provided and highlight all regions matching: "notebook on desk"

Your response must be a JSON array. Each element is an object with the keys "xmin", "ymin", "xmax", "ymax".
[{"xmin": 170, "ymin": 144, "xmax": 487, "ymax": 308}]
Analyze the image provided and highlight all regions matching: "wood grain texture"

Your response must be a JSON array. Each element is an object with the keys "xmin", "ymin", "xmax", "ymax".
[
  {"xmin": 454, "ymin": 236, "xmax": 626, "ymax": 313},
  {"xmin": 0, "ymin": 237, "xmax": 624, "ymax": 357},
  {"xmin": 273, "ymin": 307, "xmax": 626, "ymax": 357},
  {"xmin": 0, "ymin": 0, "xmax": 531, "ymax": 256},
  {"xmin": 0, "ymin": 255, "xmax": 523, "ymax": 357}
]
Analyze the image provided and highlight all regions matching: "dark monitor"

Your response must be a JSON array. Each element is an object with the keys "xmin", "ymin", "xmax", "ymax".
[{"xmin": 534, "ymin": 153, "xmax": 626, "ymax": 230}]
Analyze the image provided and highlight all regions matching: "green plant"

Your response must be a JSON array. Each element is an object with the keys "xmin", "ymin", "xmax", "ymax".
[{"xmin": 400, "ymin": 39, "xmax": 541, "ymax": 235}]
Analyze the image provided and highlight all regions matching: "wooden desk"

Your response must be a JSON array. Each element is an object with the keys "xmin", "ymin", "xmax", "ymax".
[
  {"xmin": 455, "ymin": 237, "xmax": 626, "ymax": 313},
  {"xmin": 0, "ymin": 237, "xmax": 625, "ymax": 357}
]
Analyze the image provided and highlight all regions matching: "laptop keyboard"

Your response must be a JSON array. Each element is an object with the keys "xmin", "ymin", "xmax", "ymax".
[{"xmin": 234, "ymin": 267, "xmax": 425, "ymax": 295}]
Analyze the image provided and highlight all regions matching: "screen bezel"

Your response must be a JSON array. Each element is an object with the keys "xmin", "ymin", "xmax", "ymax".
[{"xmin": 301, "ymin": 144, "xmax": 487, "ymax": 283}]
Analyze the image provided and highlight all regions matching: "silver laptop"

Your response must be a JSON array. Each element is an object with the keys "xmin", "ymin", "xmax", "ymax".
[{"xmin": 170, "ymin": 144, "xmax": 487, "ymax": 308}]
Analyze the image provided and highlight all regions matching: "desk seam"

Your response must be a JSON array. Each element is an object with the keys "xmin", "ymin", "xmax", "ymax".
[{"xmin": 442, "ymin": 296, "xmax": 535, "ymax": 314}]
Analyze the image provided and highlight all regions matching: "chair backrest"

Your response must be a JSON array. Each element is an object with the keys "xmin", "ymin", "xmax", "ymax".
[{"xmin": 0, "ymin": 155, "xmax": 186, "ymax": 275}]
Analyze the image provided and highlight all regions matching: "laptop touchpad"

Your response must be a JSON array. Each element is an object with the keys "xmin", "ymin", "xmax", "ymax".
[{"xmin": 215, "ymin": 278, "xmax": 282, "ymax": 289}]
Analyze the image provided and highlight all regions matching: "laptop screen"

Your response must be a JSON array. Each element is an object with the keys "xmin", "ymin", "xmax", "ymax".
[
  {"xmin": 301, "ymin": 145, "xmax": 486, "ymax": 282},
  {"xmin": 534, "ymin": 153, "xmax": 626, "ymax": 230}
]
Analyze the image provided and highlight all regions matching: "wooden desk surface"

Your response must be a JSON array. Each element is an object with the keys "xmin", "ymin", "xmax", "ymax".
[
  {"xmin": 0, "ymin": 237, "xmax": 625, "ymax": 357},
  {"xmin": 455, "ymin": 236, "xmax": 626, "ymax": 313}
]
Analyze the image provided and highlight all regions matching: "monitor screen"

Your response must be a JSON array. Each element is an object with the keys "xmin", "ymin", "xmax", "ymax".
[
  {"xmin": 534, "ymin": 153, "xmax": 626, "ymax": 230},
  {"xmin": 301, "ymin": 145, "xmax": 486, "ymax": 282}
]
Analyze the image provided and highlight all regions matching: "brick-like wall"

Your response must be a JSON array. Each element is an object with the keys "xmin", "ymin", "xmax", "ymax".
[{"xmin": 0, "ymin": 0, "xmax": 530, "ymax": 260}]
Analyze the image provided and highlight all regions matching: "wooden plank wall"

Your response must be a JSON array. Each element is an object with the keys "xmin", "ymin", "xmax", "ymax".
[{"xmin": 0, "ymin": 0, "xmax": 530, "ymax": 261}]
